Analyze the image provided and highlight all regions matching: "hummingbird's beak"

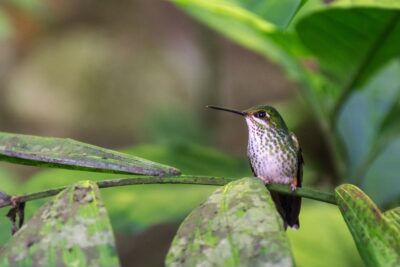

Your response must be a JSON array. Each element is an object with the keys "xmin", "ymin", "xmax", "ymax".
[{"xmin": 206, "ymin": 105, "xmax": 247, "ymax": 116}]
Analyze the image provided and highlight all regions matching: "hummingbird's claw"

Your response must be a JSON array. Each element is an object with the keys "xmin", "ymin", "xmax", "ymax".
[
  {"xmin": 258, "ymin": 176, "xmax": 270, "ymax": 184},
  {"xmin": 10, "ymin": 196, "xmax": 19, "ymax": 207},
  {"xmin": 290, "ymin": 178, "xmax": 298, "ymax": 191}
]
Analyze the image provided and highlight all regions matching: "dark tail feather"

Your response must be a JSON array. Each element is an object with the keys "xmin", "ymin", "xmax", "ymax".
[{"xmin": 270, "ymin": 192, "xmax": 301, "ymax": 230}]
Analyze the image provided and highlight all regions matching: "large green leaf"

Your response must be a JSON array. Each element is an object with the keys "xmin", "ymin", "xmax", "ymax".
[
  {"xmin": 0, "ymin": 132, "xmax": 180, "ymax": 176},
  {"xmin": 337, "ymin": 61, "xmax": 400, "ymax": 181},
  {"xmin": 0, "ymin": 181, "xmax": 120, "ymax": 266},
  {"xmin": 335, "ymin": 184, "xmax": 400, "ymax": 267},
  {"xmin": 296, "ymin": 2, "xmax": 400, "ymax": 108},
  {"xmin": 379, "ymin": 99, "xmax": 400, "ymax": 146},
  {"xmin": 337, "ymin": 62, "xmax": 400, "ymax": 207},
  {"xmin": 362, "ymin": 138, "xmax": 400, "ymax": 207},
  {"xmin": 175, "ymin": 0, "xmax": 303, "ymax": 30},
  {"xmin": 172, "ymin": 0, "xmax": 310, "ymax": 80},
  {"xmin": 166, "ymin": 177, "xmax": 293, "ymax": 267},
  {"xmin": 334, "ymin": 0, "xmax": 400, "ymax": 9},
  {"xmin": 384, "ymin": 207, "xmax": 400, "ymax": 230}
]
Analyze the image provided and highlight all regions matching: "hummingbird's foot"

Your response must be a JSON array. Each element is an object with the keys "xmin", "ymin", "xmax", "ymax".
[
  {"xmin": 290, "ymin": 178, "xmax": 298, "ymax": 191},
  {"xmin": 10, "ymin": 196, "xmax": 19, "ymax": 207},
  {"xmin": 258, "ymin": 176, "xmax": 271, "ymax": 184}
]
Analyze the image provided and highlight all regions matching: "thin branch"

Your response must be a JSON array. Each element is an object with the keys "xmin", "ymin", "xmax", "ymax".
[{"xmin": 0, "ymin": 175, "xmax": 337, "ymax": 209}]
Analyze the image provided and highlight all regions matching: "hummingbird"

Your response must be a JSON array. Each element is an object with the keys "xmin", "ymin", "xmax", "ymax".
[{"xmin": 207, "ymin": 104, "xmax": 303, "ymax": 229}]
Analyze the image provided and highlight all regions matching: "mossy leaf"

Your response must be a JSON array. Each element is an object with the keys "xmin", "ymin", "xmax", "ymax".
[
  {"xmin": 335, "ymin": 184, "xmax": 400, "ymax": 267},
  {"xmin": 0, "ymin": 132, "xmax": 180, "ymax": 175},
  {"xmin": 166, "ymin": 177, "xmax": 293, "ymax": 267},
  {"xmin": 0, "ymin": 181, "xmax": 120, "ymax": 267},
  {"xmin": 384, "ymin": 207, "xmax": 400, "ymax": 231}
]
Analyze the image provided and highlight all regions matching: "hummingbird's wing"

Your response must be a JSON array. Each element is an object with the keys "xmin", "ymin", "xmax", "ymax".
[
  {"xmin": 297, "ymin": 147, "xmax": 304, "ymax": 187},
  {"xmin": 287, "ymin": 132, "xmax": 303, "ymax": 228},
  {"xmin": 271, "ymin": 133, "xmax": 303, "ymax": 229}
]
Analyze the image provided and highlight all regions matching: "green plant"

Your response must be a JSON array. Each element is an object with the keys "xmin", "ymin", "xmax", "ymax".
[
  {"xmin": 0, "ymin": 131, "xmax": 398, "ymax": 266},
  {"xmin": 172, "ymin": 0, "xmax": 400, "ymax": 207},
  {"xmin": 1, "ymin": 0, "xmax": 400, "ymax": 266}
]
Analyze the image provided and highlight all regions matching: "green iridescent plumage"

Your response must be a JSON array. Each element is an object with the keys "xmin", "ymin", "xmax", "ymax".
[{"xmin": 244, "ymin": 105, "xmax": 289, "ymax": 131}]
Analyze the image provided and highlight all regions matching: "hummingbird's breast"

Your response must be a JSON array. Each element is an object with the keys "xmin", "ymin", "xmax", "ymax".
[{"xmin": 247, "ymin": 124, "xmax": 298, "ymax": 184}]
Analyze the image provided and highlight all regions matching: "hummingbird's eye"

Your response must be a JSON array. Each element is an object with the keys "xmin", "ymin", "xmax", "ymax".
[{"xmin": 254, "ymin": 111, "xmax": 267, "ymax": 118}]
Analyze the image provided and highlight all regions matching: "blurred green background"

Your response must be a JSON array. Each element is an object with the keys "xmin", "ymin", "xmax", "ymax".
[{"xmin": 1, "ymin": 0, "xmax": 399, "ymax": 266}]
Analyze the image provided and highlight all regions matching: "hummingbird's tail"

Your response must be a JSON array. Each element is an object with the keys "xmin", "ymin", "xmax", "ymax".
[{"xmin": 270, "ymin": 191, "xmax": 301, "ymax": 230}]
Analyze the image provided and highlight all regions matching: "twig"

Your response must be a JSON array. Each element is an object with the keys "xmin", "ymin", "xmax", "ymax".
[{"xmin": 0, "ymin": 175, "xmax": 337, "ymax": 208}]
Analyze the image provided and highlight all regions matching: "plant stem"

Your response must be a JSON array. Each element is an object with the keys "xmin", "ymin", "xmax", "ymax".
[{"xmin": 0, "ymin": 175, "xmax": 337, "ymax": 209}]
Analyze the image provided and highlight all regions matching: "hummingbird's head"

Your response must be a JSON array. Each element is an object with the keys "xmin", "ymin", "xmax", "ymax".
[
  {"xmin": 244, "ymin": 105, "xmax": 288, "ymax": 131},
  {"xmin": 206, "ymin": 104, "xmax": 288, "ymax": 132}
]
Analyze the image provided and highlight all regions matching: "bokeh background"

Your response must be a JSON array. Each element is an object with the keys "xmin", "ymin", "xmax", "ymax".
[{"xmin": 1, "ymin": 0, "xmax": 399, "ymax": 266}]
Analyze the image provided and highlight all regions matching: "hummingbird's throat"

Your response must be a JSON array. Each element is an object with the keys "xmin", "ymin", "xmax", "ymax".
[{"xmin": 246, "ymin": 115, "xmax": 270, "ymax": 130}]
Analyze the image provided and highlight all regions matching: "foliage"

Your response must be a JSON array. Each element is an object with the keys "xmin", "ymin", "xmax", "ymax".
[
  {"xmin": 288, "ymin": 200, "xmax": 363, "ymax": 267},
  {"xmin": 1, "ymin": 0, "xmax": 400, "ymax": 266},
  {"xmin": 0, "ymin": 181, "xmax": 120, "ymax": 267},
  {"xmin": 172, "ymin": 0, "xmax": 400, "ymax": 208},
  {"xmin": 0, "ymin": 143, "xmax": 249, "ymax": 236},
  {"xmin": 167, "ymin": 178, "xmax": 293, "ymax": 267},
  {"xmin": 0, "ymin": 140, "xmax": 366, "ymax": 266},
  {"xmin": 335, "ymin": 184, "xmax": 400, "ymax": 267},
  {"xmin": 0, "ymin": 132, "xmax": 180, "ymax": 176},
  {"xmin": 0, "ymin": 140, "xmax": 367, "ymax": 267}
]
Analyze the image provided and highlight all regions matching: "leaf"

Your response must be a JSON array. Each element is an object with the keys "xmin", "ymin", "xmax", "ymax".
[
  {"xmin": 296, "ymin": 2, "xmax": 400, "ymax": 104},
  {"xmin": 287, "ymin": 200, "xmax": 363, "ymax": 267},
  {"xmin": 334, "ymin": 0, "xmax": 400, "ymax": 9},
  {"xmin": 334, "ymin": 48, "xmax": 400, "ymax": 208},
  {"xmin": 166, "ymin": 177, "xmax": 293, "ymax": 267},
  {"xmin": 175, "ymin": 0, "xmax": 303, "ymax": 30},
  {"xmin": 384, "ymin": 207, "xmax": 400, "ymax": 230},
  {"xmin": 0, "ymin": 132, "xmax": 180, "ymax": 176},
  {"xmin": 379, "ymin": 99, "xmax": 400, "ymax": 141},
  {"xmin": 0, "ymin": 181, "xmax": 120, "ymax": 267},
  {"xmin": 335, "ymin": 184, "xmax": 400, "ymax": 267},
  {"xmin": 362, "ymin": 138, "xmax": 400, "ymax": 207},
  {"xmin": 337, "ymin": 60, "xmax": 400, "ymax": 179},
  {"xmin": 172, "ymin": 0, "xmax": 309, "ymax": 80}
]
